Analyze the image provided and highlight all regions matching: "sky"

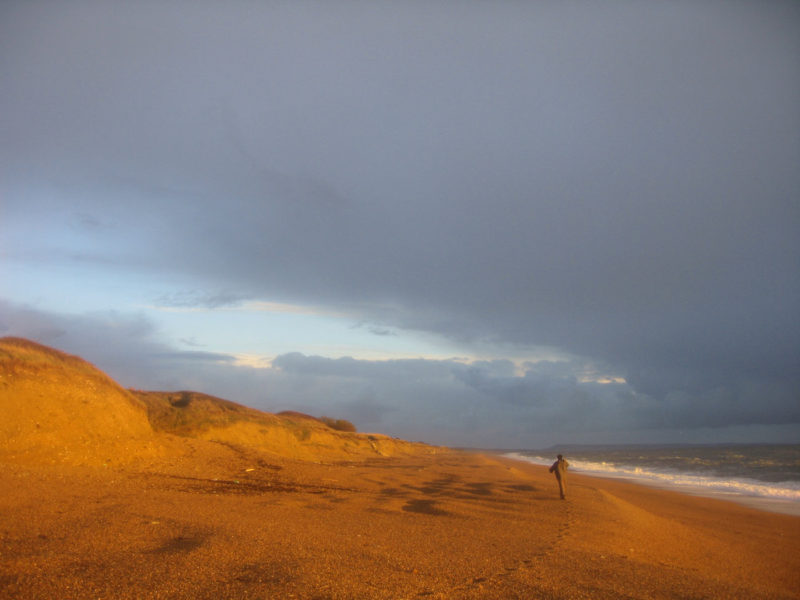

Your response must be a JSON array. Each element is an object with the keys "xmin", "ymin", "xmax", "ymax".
[{"xmin": 1, "ymin": 1, "xmax": 798, "ymax": 448}]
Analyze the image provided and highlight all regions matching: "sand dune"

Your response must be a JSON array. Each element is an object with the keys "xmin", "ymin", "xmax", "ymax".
[
  {"xmin": 1, "ymin": 337, "xmax": 798, "ymax": 599},
  {"xmin": 132, "ymin": 389, "xmax": 430, "ymax": 461},
  {"xmin": 0, "ymin": 337, "xmax": 154, "ymax": 465},
  {"xmin": 0, "ymin": 337, "xmax": 431, "ymax": 465}
]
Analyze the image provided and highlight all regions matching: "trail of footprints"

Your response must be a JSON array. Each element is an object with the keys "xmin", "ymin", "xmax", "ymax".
[{"xmin": 422, "ymin": 500, "xmax": 576, "ymax": 598}]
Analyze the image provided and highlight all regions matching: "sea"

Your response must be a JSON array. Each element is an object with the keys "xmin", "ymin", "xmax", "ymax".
[{"xmin": 504, "ymin": 444, "xmax": 800, "ymax": 516}]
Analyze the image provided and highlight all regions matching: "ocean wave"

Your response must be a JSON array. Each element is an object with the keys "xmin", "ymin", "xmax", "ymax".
[{"xmin": 505, "ymin": 452, "xmax": 800, "ymax": 502}]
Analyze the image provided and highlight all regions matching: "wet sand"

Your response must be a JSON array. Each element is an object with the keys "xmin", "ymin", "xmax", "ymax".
[{"xmin": 2, "ymin": 441, "xmax": 798, "ymax": 599}]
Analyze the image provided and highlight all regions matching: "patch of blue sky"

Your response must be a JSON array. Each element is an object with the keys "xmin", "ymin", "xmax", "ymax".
[
  {"xmin": 3, "ymin": 259, "xmax": 161, "ymax": 314},
  {"xmin": 3, "ymin": 256, "xmax": 572, "ymax": 370},
  {"xmin": 147, "ymin": 302, "xmax": 466, "ymax": 363}
]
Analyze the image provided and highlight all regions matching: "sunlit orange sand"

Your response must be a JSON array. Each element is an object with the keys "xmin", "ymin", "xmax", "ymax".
[
  {"xmin": 2, "ymin": 338, "xmax": 798, "ymax": 599},
  {"xmin": 3, "ymin": 450, "xmax": 799, "ymax": 599}
]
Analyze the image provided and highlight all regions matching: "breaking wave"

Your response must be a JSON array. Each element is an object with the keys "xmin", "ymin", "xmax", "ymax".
[{"xmin": 505, "ymin": 449, "xmax": 800, "ymax": 503}]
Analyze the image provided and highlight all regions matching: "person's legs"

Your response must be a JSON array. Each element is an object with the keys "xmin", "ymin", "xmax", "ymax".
[{"xmin": 557, "ymin": 476, "xmax": 565, "ymax": 499}]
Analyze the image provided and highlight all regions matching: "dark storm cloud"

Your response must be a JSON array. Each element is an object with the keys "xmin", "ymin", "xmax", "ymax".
[{"xmin": 2, "ymin": 1, "xmax": 799, "ymax": 441}]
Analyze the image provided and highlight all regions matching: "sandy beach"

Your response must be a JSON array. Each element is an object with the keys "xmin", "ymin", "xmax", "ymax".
[
  {"xmin": 1, "ymin": 338, "xmax": 797, "ymax": 599},
  {"xmin": 2, "ymin": 441, "xmax": 798, "ymax": 600}
]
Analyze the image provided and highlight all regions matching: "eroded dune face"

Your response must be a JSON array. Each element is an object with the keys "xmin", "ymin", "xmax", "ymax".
[{"xmin": 0, "ymin": 337, "xmax": 154, "ymax": 464}]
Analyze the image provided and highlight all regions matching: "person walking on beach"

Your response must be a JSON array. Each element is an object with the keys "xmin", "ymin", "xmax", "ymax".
[{"xmin": 549, "ymin": 454, "xmax": 569, "ymax": 499}]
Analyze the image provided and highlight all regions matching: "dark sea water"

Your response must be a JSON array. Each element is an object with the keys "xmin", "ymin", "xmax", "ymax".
[{"xmin": 505, "ymin": 444, "xmax": 800, "ymax": 515}]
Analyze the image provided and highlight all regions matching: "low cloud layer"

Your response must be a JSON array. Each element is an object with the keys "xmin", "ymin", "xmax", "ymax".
[{"xmin": 2, "ymin": 301, "xmax": 797, "ymax": 447}]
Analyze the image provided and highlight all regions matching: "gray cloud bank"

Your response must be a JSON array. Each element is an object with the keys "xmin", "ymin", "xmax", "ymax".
[{"xmin": 1, "ymin": 2, "xmax": 798, "ymax": 445}]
